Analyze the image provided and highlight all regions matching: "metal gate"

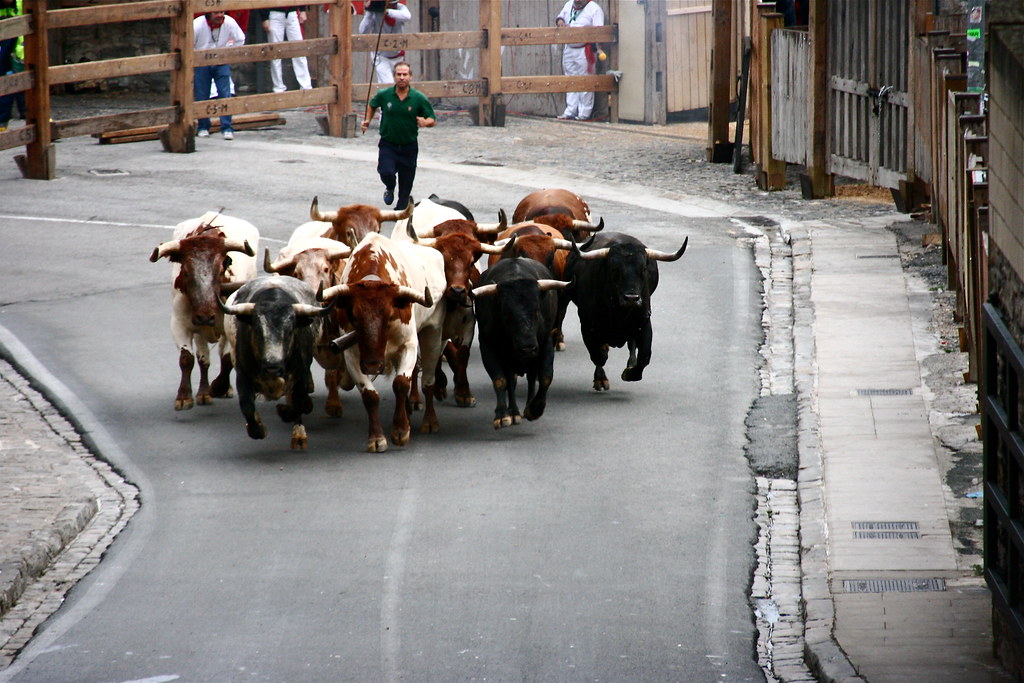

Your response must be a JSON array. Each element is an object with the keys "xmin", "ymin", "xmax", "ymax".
[{"xmin": 827, "ymin": 0, "xmax": 911, "ymax": 188}]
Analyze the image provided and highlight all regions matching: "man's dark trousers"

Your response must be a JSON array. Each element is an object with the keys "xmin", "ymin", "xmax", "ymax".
[{"xmin": 377, "ymin": 138, "xmax": 418, "ymax": 210}]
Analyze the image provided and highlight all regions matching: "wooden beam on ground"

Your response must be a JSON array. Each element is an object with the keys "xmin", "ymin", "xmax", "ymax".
[{"xmin": 93, "ymin": 112, "xmax": 286, "ymax": 144}]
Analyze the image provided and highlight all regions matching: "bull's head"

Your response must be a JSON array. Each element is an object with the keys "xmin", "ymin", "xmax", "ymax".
[
  {"xmin": 263, "ymin": 241, "xmax": 351, "ymax": 291},
  {"xmin": 574, "ymin": 237, "xmax": 688, "ymax": 309},
  {"xmin": 310, "ymin": 196, "xmax": 413, "ymax": 248},
  {"xmin": 319, "ymin": 280, "xmax": 432, "ymax": 376},
  {"xmin": 151, "ymin": 228, "xmax": 255, "ymax": 329},
  {"xmin": 471, "ymin": 278, "xmax": 569, "ymax": 361},
  {"xmin": 418, "ymin": 232, "xmax": 507, "ymax": 304}
]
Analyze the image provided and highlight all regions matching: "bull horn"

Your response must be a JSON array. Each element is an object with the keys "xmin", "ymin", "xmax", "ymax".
[
  {"xmin": 469, "ymin": 283, "xmax": 498, "ymax": 299},
  {"xmin": 479, "ymin": 241, "xmax": 507, "ymax": 255},
  {"xmin": 573, "ymin": 216, "xmax": 604, "ymax": 232},
  {"xmin": 224, "ymin": 238, "xmax": 255, "ymax": 257},
  {"xmin": 310, "ymin": 196, "xmax": 338, "ymax": 223},
  {"xmin": 646, "ymin": 237, "xmax": 689, "ymax": 262},
  {"xmin": 292, "ymin": 303, "xmax": 332, "ymax": 317},
  {"xmin": 500, "ymin": 233, "xmax": 519, "ymax": 254},
  {"xmin": 538, "ymin": 279, "xmax": 571, "ymax": 292},
  {"xmin": 263, "ymin": 247, "xmax": 281, "ymax": 273},
  {"xmin": 221, "ymin": 279, "xmax": 246, "ymax": 295},
  {"xmin": 328, "ymin": 330, "xmax": 358, "ymax": 354},
  {"xmin": 149, "ymin": 240, "xmax": 181, "ymax": 262},
  {"xmin": 474, "ymin": 208, "xmax": 508, "ymax": 234},
  {"xmin": 579, "ymin": 247, "xmax": 611, "ymax": 261},
  {"xmin": 405, "ymin": 220, "xmax": 420, "ymax": 242},
  {"xmin": 417, "ymin": 236, "xmax": 437, "ymax": 247},
  {"xmin": 550, "ymin": 238, "xmax": 576, "ymax": 251},
  {"xmin": 396, "ymin": 285, "xmax": 433, "ymax": 308},
  {"xmin": 327, "ymin": 243, "xmax": 351, "ymax": 261},
  {"xmin": 379, "ymin": 203, "xmax": 414, "ymax": 223},
  {"xmin": 219, "ymin": 299, "xmax": 256, "ymax": 317},
  {"xmin": 320, "ymin": 283, "xmax": 352, "ymax": 301}
]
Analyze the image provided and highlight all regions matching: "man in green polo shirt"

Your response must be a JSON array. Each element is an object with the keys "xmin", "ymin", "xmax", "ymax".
[{"xmin": 362, "ymin": 61, "xmax": 435, "ymax": 210}]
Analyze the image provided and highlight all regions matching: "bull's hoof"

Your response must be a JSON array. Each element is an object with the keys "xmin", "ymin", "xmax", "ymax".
[
  {"xmin": 391, "ymin": 427, "xmax": 411, "ymax": 446},
  {"xmin": 511, "ymin": 414, "xmax": 523, "ymax": 425},
  {"xmin": 455, "ymin": 393, "xmax": 476, "ymax": 408},
  {"xmin": 593, "ymin": 379, "xmax": 610, "ymax": 391},
  {"xmin": 367, "ymin": 436, "xmax": 388, "ymax": 453},
  {"xmin": 325, "ymin": 401, "xmax": 344, "ymax": 418},
  {"xmin": 175, "ymin": 397, "xmax": 194, "ymax": 411},
  {"xmin": 246, "ymin": 420, "xmax": 267, "ymax": 440},
  {"xmin": 621, "ymin": 367, "xmax": 644, "ymax": 382},
  {"xmin": 555, "ymin": 341, "xmax": 567, "ymax": 352},
  {"xmin": 291, "ymin": 425, "xmax": 308, "ymax": 450},
  {"xmin": 420, "ymin": 416, "xmax": 440, "ymax": 433},
  {"xmin": 196, "ymin": 392, "xmax": 213, "ymax": 407},
  {"xmin": 494, "ymin": 415, "xmax": 513, "ymax": 429},
  {"xmin": 409, "ymin": 399, "xmax": 423, "ymax": 412},
  {"xmin": 524, "ymin": 404, "xmax": 545, "ymax": 421},
  {"xmin": 434, "ymin": 384, "xmax": 448, "ymax": 401},
  {"xmin": 209, "ymin": 380, "xmax": 233, "ymax": 399}
]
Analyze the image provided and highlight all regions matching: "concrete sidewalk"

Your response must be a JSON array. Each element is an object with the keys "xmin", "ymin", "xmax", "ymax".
[{"xmin": 791, "ymin": 219, "xmax": 1011, "ymax": 682}]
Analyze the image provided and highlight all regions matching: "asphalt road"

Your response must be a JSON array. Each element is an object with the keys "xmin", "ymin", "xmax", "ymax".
[{"xmin": 0, "ymin": 117, "xmax": 766, "ymax": 681}]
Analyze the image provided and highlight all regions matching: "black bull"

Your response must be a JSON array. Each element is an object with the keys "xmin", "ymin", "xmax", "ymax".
[
  {"xmin": 471, "ymin": 258, "xmax": 570, "ymax": 429},
  {"xmin": 220, "ymin": 276, "xmax": 332, "ymax": 449},
  {"xmin": 565, "ymin": 232, "xmax": 688, "ymax": 391}
]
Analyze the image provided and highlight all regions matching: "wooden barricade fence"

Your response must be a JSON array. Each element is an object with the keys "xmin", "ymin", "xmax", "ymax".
[{"xmin": 0, "ymin": 0, "xmax": 618, "ymax": 179}]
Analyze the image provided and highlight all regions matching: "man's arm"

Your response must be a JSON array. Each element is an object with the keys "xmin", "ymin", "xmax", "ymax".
[{"xmin": 361, "ymin": 104, "xmax": 377, "ymax": 134}]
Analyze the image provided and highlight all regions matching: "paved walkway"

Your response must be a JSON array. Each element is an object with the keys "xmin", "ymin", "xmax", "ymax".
[{"xmin": 0, "ymin": 110, "xmax": 1015, "ymax": 681}]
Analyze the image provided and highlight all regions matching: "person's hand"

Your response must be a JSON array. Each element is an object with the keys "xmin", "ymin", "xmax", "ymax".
[
  {"xmin": 555, "ymin": 18, "xmax": 565, "ymax": 27},
  {"xmin": 261, "ymin": 19, "xmax": 269, "ymax": 31},
  {"xmin": 361, "ymin": 119, "xmax": 371, "ymax": 133},
  {"xmin": 298, "ymin": 10, "xmax": 307, "ymax": 23}
]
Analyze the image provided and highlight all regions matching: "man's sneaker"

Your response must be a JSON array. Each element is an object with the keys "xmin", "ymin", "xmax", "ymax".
[
  {"xmin": 222, "ymin": 131, "xmax": 234, "ymax": 140},
  {"xmin": 383, "ymin": 188, "xmax": 394, "ymax": 205},
  {"xmin": 197, "ymin": 129, "xmax": 210, "ymax": 137}
]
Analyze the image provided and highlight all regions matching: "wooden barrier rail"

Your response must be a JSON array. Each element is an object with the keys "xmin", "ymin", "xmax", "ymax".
[{"xmin": 0, "ymin": 0, "xmax": 619, "ymax": 179}]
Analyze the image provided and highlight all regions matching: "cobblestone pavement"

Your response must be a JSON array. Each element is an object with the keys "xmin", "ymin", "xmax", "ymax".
[{"xmin": 2, "ymin": 92, "xmax": 980, "ymax": 679}]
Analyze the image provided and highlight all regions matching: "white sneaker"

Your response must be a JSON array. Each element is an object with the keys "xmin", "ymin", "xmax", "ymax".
[
  {"xmin": 222, "ymin": 131, "xmax": 233, "ymax": 140},
  {"xmin": 197, "ymin": 129, "xmax": 210, "ymax": 137}
]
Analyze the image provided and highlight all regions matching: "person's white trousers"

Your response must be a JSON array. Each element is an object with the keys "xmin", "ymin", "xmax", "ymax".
[
  {"xmin": 561, "ymin": 46, "xmax": 593, "ymax": 119},
  {"xmin": 371, "ymin": 53, "xmax": 403, "ymax": 85},
  {"xmin": 268, "ymin": 10, "xmax": 313, "ymax": 92}
]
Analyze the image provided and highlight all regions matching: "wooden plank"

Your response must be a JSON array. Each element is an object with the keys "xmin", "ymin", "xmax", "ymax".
[
  {"xmin": 197, "ymin": 37, "xmax": 336, "ymax": 67},
  {"xmin": 326, "ymin": 0, "xmax": 352, "ymax": 138},
  {"xmin": 0, "ymin": 13, "xmax": 30, "ymax": 43},
  {"xmin": 498, "ymin": 75, "xmax": 618, "ymax": 95},
  {"xmin": 164, "ymin": 0, "xmax": 193, "ymax": 153},
  {"xmin": 93, "ymin": 112, "xmax": 285, "ymax": 144},
  {"xmin": 350, "ymin": 30, "xmax": 486, "ymax": 53},
  {"xmin": 500, "ymin": 25, "xmax": 616, "ymax": 47},
  {"xmin": 23, "ymin": 0, "xmax": 53, "ymax": 179},
  {"xmin": 47, "ymin": 0, "xmax": 179, "ymax": 29},
  {"xmin": 353, "ymin": 79, "xmax": 488, "ymax": 101},
  {"xmin": 49, "ymin": 53, "xmax": 179, "ymax": 86},
  {"xmin": 188, "ymin": 87, "xmax": 334, "ymax": 120},
  {"xmin": 0, "ymin": 123, "xmax": 36, "ymax": 153},
  {"xmin": 55, "ymin": 106, "xmax": 177, "ymax": 140},
  {"xmin": 0, "ymin": 70, "xmax": 33, "ymax": 98}
]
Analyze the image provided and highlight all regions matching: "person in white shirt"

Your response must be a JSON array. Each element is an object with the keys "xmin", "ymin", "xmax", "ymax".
[
  {"xmin": 555, "ymin": 0, "xmax": 604, "ymax": 121},
  {"xmin": 260, "ymin": 6, "xmax": 313, "ymax": 93},
  {"xmin": 359, "ymin": 0, "xmax": 412, "ymax": 85},
  {"xmin": 193, "ymin": 12, "xmax": 246, "ymax": 139}
]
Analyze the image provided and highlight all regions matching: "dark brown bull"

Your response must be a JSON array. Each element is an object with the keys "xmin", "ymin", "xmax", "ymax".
[
  {"xmin": 416, "ymin": 222, "xmax": 510, "ymax": 407},
  {"xmin": 309, "ymin": 196, "xmax": 412, "ymax": 248},
  {"xmin": 512, "ymin": 188, "xmax": 603, "ymax": 241}
]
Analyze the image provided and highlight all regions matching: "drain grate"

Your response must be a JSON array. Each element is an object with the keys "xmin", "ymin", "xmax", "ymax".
[
  {"xmin": 856, "ymin": 388, "xmax": 914, "ymax": 396},
  {"xmin": 88, "ymin": 168, "xmax": 129, "ymax": 177},
  {"xmin": 852, "ymin": 521, "xmax": 920, "ymax": 539},
  {"xmin": 856, "ymin": 254, "xmax": 900, "ymax": 259},
  {"xmin": 843, "ymin": 577, "xmax": 946, "ymax": 593}
]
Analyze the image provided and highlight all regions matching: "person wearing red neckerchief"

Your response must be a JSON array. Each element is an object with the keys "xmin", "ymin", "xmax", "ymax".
[
  {"xmin": 260, "ymin": 6, "xmax": 313, "ymax": 92},
  {"xmin": 555, "ymin": 0, "xmax": 604, "ymax": 121},
  {"xmin": 359, "ymin": 0, "xmax": 411, "ymax": 85}
]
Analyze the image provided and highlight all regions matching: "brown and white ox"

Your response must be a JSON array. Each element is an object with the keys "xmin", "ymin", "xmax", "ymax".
[
  {"xmin": 319, "ymin": 233, "xmax": 447, "ymax": 452},
  {"xmin": 415, "ymin": 219, "xmax": 513, "ymax": 407},
  {"xmin": 264, "ymin": 234, "xmax": 353, "ymax": 417},
  {"xmin": 150, "ymin": 212, "xmax": 258, "ymax": 411},
  {"xmin": 512, "ymin": 188, "xmax": 604, "ymax": 242},
  {"xmin": 391, "ymin": 195, "xmax": 507, "ymax": 243},
  {"xmin": 309, "ymin": 196, "xmax": 412, "ymax": 248}
]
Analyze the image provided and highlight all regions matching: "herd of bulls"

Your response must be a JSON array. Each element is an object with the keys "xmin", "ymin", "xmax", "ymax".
[{"xmin": 150, "ymin": 189, "xmax": 688, "ymax": 452}]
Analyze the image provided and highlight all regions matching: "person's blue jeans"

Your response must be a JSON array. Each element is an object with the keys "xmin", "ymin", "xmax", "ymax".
[{"xmin": 193, "ymin": 64, "xmax": 233, "ymax": 133}]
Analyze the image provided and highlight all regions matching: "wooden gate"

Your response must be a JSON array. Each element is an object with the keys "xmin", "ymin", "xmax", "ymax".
[
  {"xmin": 665, "ymin": 0, "xmax": 713, "ymax": 113},
  {"xmin": 827, "ymin": 0, "xmax": 911, "ymax": 188}
]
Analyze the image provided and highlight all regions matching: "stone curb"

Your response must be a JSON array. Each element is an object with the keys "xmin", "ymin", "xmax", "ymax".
[{"xmin": 788, "ymin": 224, "xmax": 865, "ymax": 683}]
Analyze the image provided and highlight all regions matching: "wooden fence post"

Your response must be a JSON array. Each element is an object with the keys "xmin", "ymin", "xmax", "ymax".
[
  {"xmin": 802, "ymin": 0, "xmax": 832, "ymax": 197},
  {"xmin": 707, "ymin": 0, "xmax": 733, "ymax": 162},
  {"xmin": 19, "ymin": 1, "xmax": 54, "ymax": 179},
  {"xmin": 478, "ymin": 0, "xmax": 503, "ymax": 126},
  {"xmin": 755, "ymin": 3, "xmax": 786, "ymax": 190},
  {"xmin": 325, "ymin": 0, "xmax": 355, "ymax": 137},
  {"xmin": 163, "ymin": 0, "xmax": 194, "ymax": 153}
]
